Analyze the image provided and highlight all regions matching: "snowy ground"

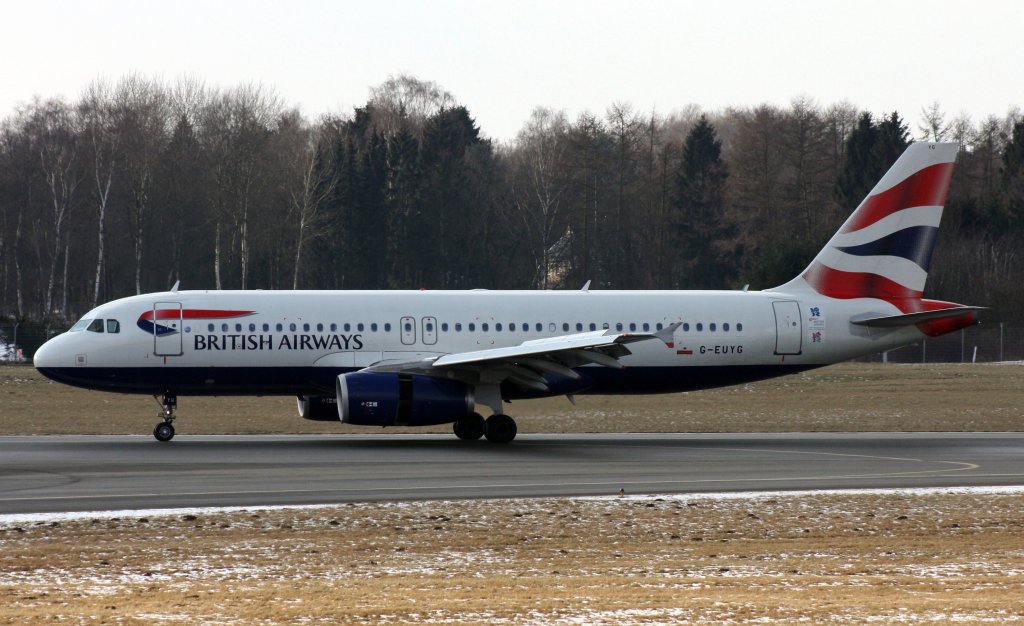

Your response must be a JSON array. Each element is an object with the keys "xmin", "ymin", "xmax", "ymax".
[{"xmin": 2, "ymin": 487, "xmax": 1023, "ymax": 625}]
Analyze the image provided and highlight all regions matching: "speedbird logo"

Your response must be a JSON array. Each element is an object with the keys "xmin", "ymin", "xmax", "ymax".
[{"xmin": 137, "ymin": 309, "xmax": 255, "ymax": 336}]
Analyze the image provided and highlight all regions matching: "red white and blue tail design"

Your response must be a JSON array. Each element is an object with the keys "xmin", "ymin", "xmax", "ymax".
[{"xmin": 772, "ymin": 142, "xmax": 981, "ymax": 336}]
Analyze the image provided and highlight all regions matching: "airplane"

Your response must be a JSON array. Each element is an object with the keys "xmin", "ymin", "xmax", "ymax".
[{"xmin": 33, "ymin": 142, "xmax": 982, "ymax": 443}]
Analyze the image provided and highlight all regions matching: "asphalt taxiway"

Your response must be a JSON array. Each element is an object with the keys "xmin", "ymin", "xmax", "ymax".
[{"xmin": 1, "ymin": 433, "xmax": 1022, "ymax": 515}]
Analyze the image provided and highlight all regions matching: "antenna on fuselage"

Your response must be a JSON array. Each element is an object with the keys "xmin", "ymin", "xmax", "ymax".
[
  {"xmin": 581, "ymin": 280, "xmax": 591, "ymax": 292},
  {"xmin": 170, "ymin": 280, "xmax": 180, "ymax": 293}
]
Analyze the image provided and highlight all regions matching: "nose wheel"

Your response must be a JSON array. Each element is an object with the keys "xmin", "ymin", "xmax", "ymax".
[{"xmin": 152, "ymin": 392, "xmax": 178, "ymax": 442}]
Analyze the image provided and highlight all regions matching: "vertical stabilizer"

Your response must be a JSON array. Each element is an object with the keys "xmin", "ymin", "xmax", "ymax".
[{"xmin": 772, "ymin": 142, "xmax": 957, "ymax": 301}]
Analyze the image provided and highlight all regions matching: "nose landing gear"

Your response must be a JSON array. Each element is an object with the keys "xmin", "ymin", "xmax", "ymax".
[{"xmin": 152, "ymin": 392, "xmax": 177, "ymax": 442}]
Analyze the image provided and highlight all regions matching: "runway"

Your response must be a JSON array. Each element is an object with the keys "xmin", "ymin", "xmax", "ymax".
[{"xmin": 1, "ymin": 433, "xmax": 1022, "ymax": 515}]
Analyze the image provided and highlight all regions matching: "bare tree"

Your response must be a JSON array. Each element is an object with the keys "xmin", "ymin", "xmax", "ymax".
[
  {"xmin": 510, "ymin": 107, "xmax": 570, "ymax": 288},
  {"xmin": 27, "ymin": 98, "xmax": 81, "ymax": 315},
  {"xmin": 200, "ymin": 83, "xmax": 283, "ymax": 289},
  {"xmin": 368, "ymin": 74, "xmax": 455, "ymax": 138},
  {"xmin": 919, "ymin": 101, "xmax": 949, "ymax": 141},
  {"xmin": 78, "ymin": 79, "xmax": 121, "ymax": 307},
  {"xmin": 116, "ymin": 74, "xmax": 169, "ymax": 294},
  {"xmin": 282, "ymin": 115, "xmax": 338, "ymax": 289}
]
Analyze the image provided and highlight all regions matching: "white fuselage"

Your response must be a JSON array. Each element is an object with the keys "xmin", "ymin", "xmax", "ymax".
[{"xmin": 33, "ymin": 288, "xmax": 919, "ymax": 398}]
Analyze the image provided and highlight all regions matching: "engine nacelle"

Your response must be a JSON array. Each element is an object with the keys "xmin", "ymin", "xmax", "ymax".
[
  {"xmin": 336, "ymin": 372, "xmax": 473, "ymax": 427},
  {"xmin": 296, "ymin": 395, "xmax": 339, "ymax": 421}
]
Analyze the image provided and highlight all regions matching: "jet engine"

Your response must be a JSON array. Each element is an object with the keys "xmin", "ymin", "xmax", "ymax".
[
  {"xmin": 296, "ymin": 395, "xmax": 339, "ymax": 421},
  {"xmin": 336, "ymin": 371, "xmax": 473, "ymax": 427}
]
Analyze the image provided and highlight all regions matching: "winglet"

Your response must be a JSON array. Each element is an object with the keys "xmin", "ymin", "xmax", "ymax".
[{"xmin": 654, "ymin": 322, "xmax": 681, "ymax": 347}]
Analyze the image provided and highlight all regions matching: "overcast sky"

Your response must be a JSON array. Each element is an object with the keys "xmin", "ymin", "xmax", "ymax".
[{"xmin": 2, "ymin": 0, "xmax": 1020, "ymax": 142}]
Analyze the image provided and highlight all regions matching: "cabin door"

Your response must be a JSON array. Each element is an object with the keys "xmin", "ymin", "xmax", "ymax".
[
  {"xmin": 153, "ymin": 302, "xmax": 183, "ymax": 356},
  {"xmin": 772, "ymin": 300, "xmax": 802, "ymax": 355}
]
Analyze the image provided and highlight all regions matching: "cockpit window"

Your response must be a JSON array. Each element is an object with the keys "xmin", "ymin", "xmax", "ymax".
[
  {"xmin": 69, "ymin": 318, "xmax": 92, "ymax": 332},
  {"xmin": 86, "ymin": 319, "xmax": 105, "ymax": 333},
  {"xmin": 106, "ymin": 319, "xmax": 121, "ymax": 334}
]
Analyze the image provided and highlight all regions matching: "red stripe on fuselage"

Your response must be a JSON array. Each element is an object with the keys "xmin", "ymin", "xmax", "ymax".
[{"xmin": 840, "ymin": 162, "xmax": 954, "ymax": 234}]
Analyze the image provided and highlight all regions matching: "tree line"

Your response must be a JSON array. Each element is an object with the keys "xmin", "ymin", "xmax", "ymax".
[{"xmin": 1, "ymin": 74, "xmax": 1022, "ymax": 327}]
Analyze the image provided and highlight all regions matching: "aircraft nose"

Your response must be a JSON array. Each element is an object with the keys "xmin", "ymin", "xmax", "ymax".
[{"xmin": 33, "ymin": 335, "xmax": 61, "ymax": 370}]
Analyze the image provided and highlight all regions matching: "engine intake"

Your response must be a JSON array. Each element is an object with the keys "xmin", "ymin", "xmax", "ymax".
[{"xmin": 336, "ymin": 372, "xmax": 473, "ymax": 427}]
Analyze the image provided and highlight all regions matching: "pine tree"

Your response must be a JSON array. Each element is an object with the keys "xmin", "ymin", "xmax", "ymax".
[{"xmin": 672, "ymin": 115, "xmax": 731, "ymax": 288}]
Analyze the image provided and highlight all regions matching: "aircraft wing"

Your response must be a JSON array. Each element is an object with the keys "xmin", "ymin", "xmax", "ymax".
[{"xmin": 363, "ymin": 324, "xmax": 679, "ymax": 392}]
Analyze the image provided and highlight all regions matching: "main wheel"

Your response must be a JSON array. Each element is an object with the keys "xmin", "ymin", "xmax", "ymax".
[
  {"xmin": 453, "ymin": 412, "xmax": 486, "ymax": 440},
  {"xmin": 153, "ymin": 422, "xmax": 175, "ymax": 442},
  {"xmin": 483, "ymin": 414, "xmax": 517, "ymax": 444}
]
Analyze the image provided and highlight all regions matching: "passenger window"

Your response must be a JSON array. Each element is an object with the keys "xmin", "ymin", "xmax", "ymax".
[
  {"xmin": 643, "ymin": 323, "xmax": 650, "ymax": 331},
  {"xmin": 602, "ymin": 323, "xmax": 610, "ymax": 330},
  {"xmin": 344, "ymin": 323, "xmax": 351, "ymax": 332},
  {"xmin": 330, "ymin": 323, "xmax": 337, "ymax": 332},
  {"xmin": 276, "ymin": 323, "xmax": 283, "ymax": 332},
  {"xmin": 539, "ymin": 323, "xmax": 545, "ymax": 332},
  {"xmin": 222, "ymin": 323, "xmax": 229, "ymax": 332},
  {"xmin": 562, "ymin": 323, "xmax": 569, "ymax": 332},
  {"xmin": 441, "ymin": 323, "xmax": 448, "ymax": 332},
  {"xmin": 469, "ymin": 323, "xmax": 476, "ymax": 332},
  {"xmin": 455, "ymin": 323, "xmax": 462, "ymax": 332},
  {"xmin": 589, "ymin": 323, "xmax": 596, "ymax": 331},
  {"xmin": 737, "ymin": 323, "xmax": 743, "ymax": 331},
  {"xmin": 404, "ymin": 322, "xmax": 412, "ymax": 332},
  {"xmin": 357, "ymin": 323, "xmax": 365, "ymax": 332},
  {"xmin": 384, "ymin": 323, "xmax": 391, "ymax": 332},
  {"xmin": 696, "ymin": 323, "xmax": 703, "ymax": 331},
  {"xmin": 576, "ymin": 323, "xmax": 583, "ymax": 332},
  {"xmin": 87, "ymin": 319, "xmax": 105, "ymax": 333},
  {"xmin": 656, "ymin": 323, "xmax": 663, "ymax": 331},
  {"xmin": 710, "ymin": 323, "xmax": 717, "ymax": 332},
  {"xmin": 263, "ymin": 323, "xmax": 270, "ymax": 332},
  {"xmin": 208, "ymin": 323, "xmax": 215, "ymax": 332},
  {"xmin": 723, "ymin": 323, "xmax": 730, "ymax": 332},
  {"xmin": 482, "ymin": 323, "xmax": 489, "ymax": 332},
  {"xmin": 509, "ymin": 323, "xmax": 516, "ymax": 332},
  {"xmin": 372, "ymin": 323, "xmax": 379, "ymax": 332},
  {"xmin": 289, "ymin": 323, "xmax": 297, "ymax": 332},
  {"xmin": 424, "ymin": 322, "xmax": 432, "ymax": 332},
  {"xmin": 248, "ymin": 323, "xmax": 256, "ymax": 332},
  {"xmin": 683, "ymin": 323, "xmax": 690, "ymax": 332},
  {"xmin": 236, "ymin": 323, "xmax": 243, "ymax": 332},
  {"xmin": 629, "ymin": 323, "xmax": 636, "ymax": 332},
  {"xmin": 495, "ymin": 323, "xmax": 502, "ymax": 332},
  {"xmin": 616, "ymin": 323, "xmax": 623, "ymax": 331},
  {"xmin": 316, "ymin": 323, "xmax": 324, "ymax": 332}
]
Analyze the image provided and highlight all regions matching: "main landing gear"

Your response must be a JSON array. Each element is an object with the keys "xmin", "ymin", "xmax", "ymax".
[
  {"xmin": 153, "ymin": 392, "xmax": 177, "ymax": 442},
  {"xmin": 453, "ymin": 412, "xmax": 518, "ymax": 444}
]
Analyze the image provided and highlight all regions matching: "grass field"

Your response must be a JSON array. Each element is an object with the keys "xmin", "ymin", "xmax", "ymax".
[{"xmin": 2, "ymin": 362, "xmax": 1021, "ymax": 435}]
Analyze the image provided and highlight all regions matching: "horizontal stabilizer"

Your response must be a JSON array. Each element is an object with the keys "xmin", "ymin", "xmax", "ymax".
[{"xmin": 850, "ymin": 306, "xmax": 985, "ymax": 328}]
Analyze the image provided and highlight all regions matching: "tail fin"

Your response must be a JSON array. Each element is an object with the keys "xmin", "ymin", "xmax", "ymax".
[{"xmin": 773, "ymin": 142, "xmax": 957, "ymax": 301}]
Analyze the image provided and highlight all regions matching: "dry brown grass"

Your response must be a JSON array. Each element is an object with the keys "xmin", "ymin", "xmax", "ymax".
[
  {"xmin": 1, "ymin": 491, "xmax": 1022, "ymax": 624},
  {"xmin": 2, "ymin": 362, "xmax": 1022, "ymax": 435}
]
